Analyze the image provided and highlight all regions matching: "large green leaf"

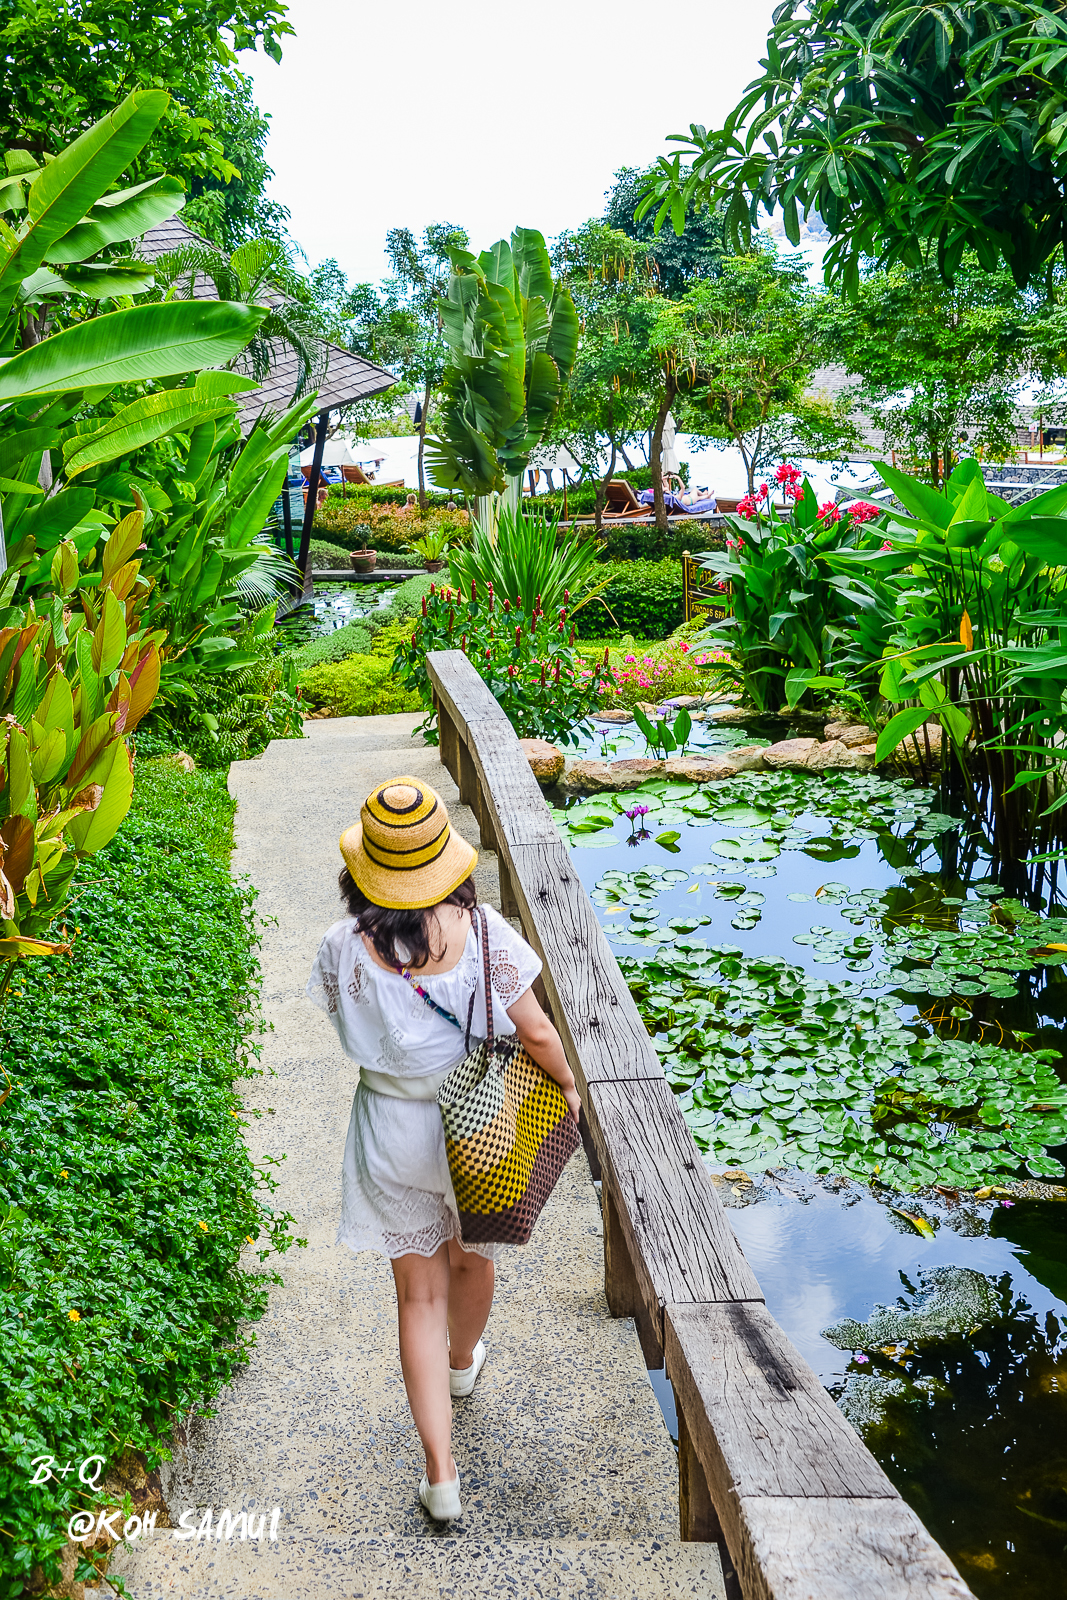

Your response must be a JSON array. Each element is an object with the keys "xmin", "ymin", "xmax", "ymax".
[
  {"xmin": 20, "ymin": 260, "xmax": 157, "ymax": 302},
  {"xmin": 65, "ymin": 742, "xmax": 134, "ymax": 855},
  {"xmin": 1001, "ymin": 517, "xmax": 1067, "ymax": 567},
  {"xmin": 874, "ymin": 461, "xmax": 954, "ymax": 528},
  {"xmin": 0, "ymin": 300, "xmax": 266, "ymax": 399},
  {"xmin": 512, "ymin": 227, "xmax": 554, "ymax": 302},
  {"xmin": 45, "ymin": 176, "xmax": 185, "ymax": 265},
  {"xmin": 875, "ymin": 706, "xmax": 933, "ymax": 763},
  {"xmin": 0, "ymin": 89, "xmax": 169, "ymax": 313},
  {"xmin": 63, "ymin": 390, "xmax": 236, "ymax": 476},
  {"xmin": 545, "ymin": 283, "xmax": 580, "ymax": 373}
]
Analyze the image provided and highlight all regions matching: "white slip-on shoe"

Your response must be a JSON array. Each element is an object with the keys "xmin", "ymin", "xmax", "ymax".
[
  {"xmin": 419, "ymin": 1469, "xmax": 462, "ymax": 1521},
  {"xmin": 449, "ymin": 1339, "xmax": 486, "ymax": 1398}
]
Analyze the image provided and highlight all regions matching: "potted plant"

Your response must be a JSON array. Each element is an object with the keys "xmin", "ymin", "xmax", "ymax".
[
  {"xmin": 407, "ymin": 521, "xmax": 452, "ymax": 573},
  {"xmin": 349, "ymin": 524, "xmax": 377, "ymax": 574}
]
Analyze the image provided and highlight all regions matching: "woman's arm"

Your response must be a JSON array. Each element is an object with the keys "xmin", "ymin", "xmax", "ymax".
[{"xmin": 506, "ymin": 987, "xmax": 581, "ymax": 1123}]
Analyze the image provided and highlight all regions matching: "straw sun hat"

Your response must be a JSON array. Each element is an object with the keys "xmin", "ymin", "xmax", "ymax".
[{"xmin": 339, "ymin": 776, "xmax": 478, "ymax": 910}]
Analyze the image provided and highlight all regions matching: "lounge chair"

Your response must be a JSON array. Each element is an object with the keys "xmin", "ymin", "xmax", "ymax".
[{"xmin": 603, "ymin": 480, "xmax": 649, "ymax": 518}]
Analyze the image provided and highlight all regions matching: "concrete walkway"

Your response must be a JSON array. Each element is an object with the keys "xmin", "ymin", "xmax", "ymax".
[{"xmin": 112, "ymin": 716, "xmax": 723, "ymax": 1598}]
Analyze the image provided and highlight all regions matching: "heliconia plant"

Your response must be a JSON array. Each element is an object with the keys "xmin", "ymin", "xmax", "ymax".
[
  {"xmin": 0, "ymin": 508, "xmax": 161, "ymax": 987},
  {"xmin": 396, "ymin": 579, "xmax": 613, "ymax": 745}
]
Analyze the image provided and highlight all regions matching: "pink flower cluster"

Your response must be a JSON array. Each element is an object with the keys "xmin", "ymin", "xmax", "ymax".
[
  {"xmin": 775, "ymin": 461, "xmax": 804, "ymax": 501},
  {"xmin": 736, "ymin": 481, "xmax": 769, "ymax": 520},
  {"xmin": 848, "ymin": 501, "xmax": 883, "ymax": 525},
  {"xmin": 818, "ymin": 500, "xmax": 842, "ymax": 523}
]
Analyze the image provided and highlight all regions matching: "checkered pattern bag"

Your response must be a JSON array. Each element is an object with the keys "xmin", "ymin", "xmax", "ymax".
[{"xmin": 435, "ymin": 908, "xmax": 580, "ymax": 1244}]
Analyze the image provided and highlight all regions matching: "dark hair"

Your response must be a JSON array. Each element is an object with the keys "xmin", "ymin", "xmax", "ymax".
[{"xmin": 339, "ymin": 868, "xmax": 477, "ymax": 970}]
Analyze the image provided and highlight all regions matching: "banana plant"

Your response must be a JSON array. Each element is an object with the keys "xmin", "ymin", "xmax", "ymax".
[
  {"xmin": 135, "ymin": 390, "xmax": 318, "ymax": 701},
  {"xmin": 0, "ymin": 509, "xmax": 161, "ymax": 990},
  {"xmin": 426, "ymin": 228, "xmax": 579, "ymax": 529},
  {"xmin": 831, "ymin": 457, "xmax": 1067, "ymax": 865},
  {"xmin": 0, "ymin": 88, "xmax": 269, "ymax": 577},
  {"xmin": 0, "ymin": 89, "xmax": 188, "ymax": 352}
]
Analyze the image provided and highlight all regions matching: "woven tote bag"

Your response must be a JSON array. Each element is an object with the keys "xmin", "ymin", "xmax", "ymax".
[{"xmin": 435, "ymin": 908, "xmax": 580, "ymax": 1244}]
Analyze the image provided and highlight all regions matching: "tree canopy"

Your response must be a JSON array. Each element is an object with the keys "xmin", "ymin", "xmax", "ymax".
[
  {"xmin": 603, "ymin": 164, "xmax": 726, "ymax": 297},
  {"xmin": 638, "ymin": 1, "xmax": 1067, "ymax": 294},
  {"xmin": 0, "ymin": 0, "xmax": 292, "ymax": 246}
]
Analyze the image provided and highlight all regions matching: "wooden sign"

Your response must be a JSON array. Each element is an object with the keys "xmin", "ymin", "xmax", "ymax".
[{"xmin": 683, "ymin": 551, "xmax": 731, "ymax": 625}]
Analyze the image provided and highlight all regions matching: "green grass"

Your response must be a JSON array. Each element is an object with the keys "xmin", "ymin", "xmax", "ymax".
[
  {"xmin": 127, "ymin": 759, "xmax": 236, "ymax": 862},
  {"xmin": 0, "ymin": 760, "xmax": 296, "ymax": 1595}
]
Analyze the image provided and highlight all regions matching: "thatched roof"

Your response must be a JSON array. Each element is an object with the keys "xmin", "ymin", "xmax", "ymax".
[{"xmin": 138, "ymin": 216, "xmax": 397, "ymax": 424}]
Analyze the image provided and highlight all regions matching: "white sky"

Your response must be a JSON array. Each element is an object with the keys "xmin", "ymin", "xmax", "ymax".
[{"xmin": 243, "ymin": 0, "xmax": 776, "ymax": 286}]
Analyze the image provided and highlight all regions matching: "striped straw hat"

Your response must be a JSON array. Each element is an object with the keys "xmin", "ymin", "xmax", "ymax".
[{"xmin": 339, "ymin": 776, "xmax": 478, "ymax": 909}]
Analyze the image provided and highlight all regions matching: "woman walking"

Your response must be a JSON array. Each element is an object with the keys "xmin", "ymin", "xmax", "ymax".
[{"xmin": 308, "ymin": 776, "xmax": 580, "ymax": 1522}]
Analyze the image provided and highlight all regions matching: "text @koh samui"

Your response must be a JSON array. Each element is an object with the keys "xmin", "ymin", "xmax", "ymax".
[{"xmin": 30, "ymin": 1456, "xmax": 282, "ymax": 1543}]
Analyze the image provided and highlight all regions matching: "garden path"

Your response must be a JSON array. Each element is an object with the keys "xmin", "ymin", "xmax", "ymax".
[{"xmin": 111, "ymin": 714, "xmax": 723, "ymax": 1598}]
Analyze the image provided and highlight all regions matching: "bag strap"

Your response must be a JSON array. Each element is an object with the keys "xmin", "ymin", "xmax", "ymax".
[
  {"xmin": 476, "ymin": 904, "xmax": 494, "ymax": 1053},
  {"xmin": 395, "ymin": 911, "xmax": 481, "ymax": 1046}
]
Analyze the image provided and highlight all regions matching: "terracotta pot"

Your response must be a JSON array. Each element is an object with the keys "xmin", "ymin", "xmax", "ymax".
[
  {"xmin": 423, "ymin": 558, "xmax": 446, "ymax": 573},
  {"xmin": 350, "ymin": 549, "xmax": 377, "ymax": 574}
]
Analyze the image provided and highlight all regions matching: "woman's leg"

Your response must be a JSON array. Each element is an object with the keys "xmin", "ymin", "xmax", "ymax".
[
  {"xmin": 392, "ymin": 1245, "xmax": 454, "ymax": 1484},
  {"xmin": 446, "ymin": 1238, "xmax": 494, "ymax": 1370}
]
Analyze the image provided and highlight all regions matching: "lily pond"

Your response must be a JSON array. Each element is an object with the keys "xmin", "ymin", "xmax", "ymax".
[
  {"xmin": 279, "ymin": 580, "xmax": 402, "ymax": 645},
  {"xmin": 553, "ymin": 740, "xmax": 1067, "ymax": 1596}
]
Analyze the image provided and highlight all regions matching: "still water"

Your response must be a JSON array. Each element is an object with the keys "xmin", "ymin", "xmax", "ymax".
[{"xmin": 556, "ymin": 714, "xmax": 1067, "ymax": 1596}]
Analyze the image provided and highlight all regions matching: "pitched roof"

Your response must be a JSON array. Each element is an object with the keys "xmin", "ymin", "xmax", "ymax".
[{"xmin": 138, "ymin": 215, "xmax": 397, "ymax": 424}]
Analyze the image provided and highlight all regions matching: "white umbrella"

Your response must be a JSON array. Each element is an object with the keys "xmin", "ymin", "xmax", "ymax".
[
  {"xmin": 661, "ymin": 412, "xmax": 681, "ymax": 477},
  {"xmin": 299, "ymin": 439, "xmax": 356, "ymax": 470},
  {"xmin": 529, "ymin": 442, "xmax": 584, "ymax": 477}
]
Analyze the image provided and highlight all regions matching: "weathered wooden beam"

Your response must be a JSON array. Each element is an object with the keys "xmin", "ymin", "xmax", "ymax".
[
  {"xmin": 436, "ymin": 696, "xmax": 460, "ymax": 786},
  {"xmin": 666, "ymin": 1302, "xmax": 977, "ymax": 1600},
  {"xmin": 731, "ymin": 1498, "xmax": 975, "ymax": 1600},
  {"xmin": 591, "ymin": 1079, "xmax": 764, "ymax": 1321},
  {"xmin": 679, "ymin": 1407, "xmax": 718, "ymax": 1543}
]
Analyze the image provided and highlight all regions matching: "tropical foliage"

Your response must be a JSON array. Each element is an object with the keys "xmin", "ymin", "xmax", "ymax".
[
  {"xmin": 637, "ymin": 0, "xmax": 1067, "ymax": 293},
  {"xmin": 426, "ymin": 229, "xmax": 579, "ymax": 519},
  {"xmin": 694, "ymin": 465, "xmax": 885, "ymax": 712},
  {"xmin": 396, "ymin": 580, "xmax": 614, "ymax": 745},
  {"xmin": 842, "ymin": 459, "xmax": 1067, "ymax": 875},
  {"xmin": 446, "ymin": 505, "xmax": 604, "ymax": 619},
  {"xmin": 0, "ymin": 761, "xmax": 297, "ymax": 1595},
  {"xmin": 0, "ymin": 0, "xmax": 293, "ymax": 248},
  {"xmin": 0, "ymin": 91, "xmax": 310, "ymax": 974}
]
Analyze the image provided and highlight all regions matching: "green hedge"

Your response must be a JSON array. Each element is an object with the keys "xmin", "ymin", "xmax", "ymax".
[
  {"xmin": 575, "ymin": 559, "xmax": 685, "ymax": 640},
  {"xmin": 0, "ymin": 764, "xmax": 295, "ymax": 1595}
]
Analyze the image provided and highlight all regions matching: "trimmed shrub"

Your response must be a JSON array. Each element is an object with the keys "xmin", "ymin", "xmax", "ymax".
[
  {"xmin": 598, "ymin": 519, "xmax": 725, "ymax": 564},
  {"xmin": 575, "ymin": 559, "xmax": 685, "ymax": 641},
  {"xmin": 299, "ymin": 654, "xmax": 421, "ymax": 717},
  {"xmin": 0, "ymin": 765, "xmax": 296, "ymax": 1595},
  {"xmin": 290, "ymin": 621, "xmax": 374, "ymax": 673}
]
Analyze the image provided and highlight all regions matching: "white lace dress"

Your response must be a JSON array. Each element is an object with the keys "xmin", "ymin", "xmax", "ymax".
[{"xmin": 307, "ymin": 904, "xmax": 543, "ymax": 1260}]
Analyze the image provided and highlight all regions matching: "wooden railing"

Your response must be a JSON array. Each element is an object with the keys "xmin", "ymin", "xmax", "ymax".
[{"xmin": 427, "ymin": 650, "xmax": 975, "ymax": 1600}]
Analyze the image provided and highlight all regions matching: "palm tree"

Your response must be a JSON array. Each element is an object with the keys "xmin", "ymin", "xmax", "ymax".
[{"xmin": 151, "ymin": 239, "xmax": 328, "ymax": 400}]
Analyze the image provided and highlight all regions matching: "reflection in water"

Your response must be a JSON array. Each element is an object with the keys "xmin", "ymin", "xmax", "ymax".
[{"xmin": 726, "ymin": 1183, "xmax": 1067, "ymax": 1598}]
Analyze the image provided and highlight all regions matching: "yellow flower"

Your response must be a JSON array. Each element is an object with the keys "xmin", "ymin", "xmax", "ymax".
[
  {"xmin": 245, "ymin": 1235, "xmax": 253, "ymax": 1244},
  {"xmin": 60, "ymin": 1170, "xmax": 68, "ymax": 1179},
  {"xmin": 198, "ymin": 1221, "xmax": 208, "ymax": 1232},
  {"xmin": 68, "ymin": 1310, "xmax": 81, "ymax": 1322}
]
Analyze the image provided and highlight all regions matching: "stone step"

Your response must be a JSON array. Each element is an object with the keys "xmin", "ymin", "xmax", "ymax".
[{"xmin": 110, "ymin": 1534, "xmax": 724, "ymax": 1598}]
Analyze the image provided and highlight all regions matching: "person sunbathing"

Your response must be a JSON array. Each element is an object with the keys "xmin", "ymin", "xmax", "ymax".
[{"xmin": 636, "ymin": 479, "xmax": 718, "ymax": 514}]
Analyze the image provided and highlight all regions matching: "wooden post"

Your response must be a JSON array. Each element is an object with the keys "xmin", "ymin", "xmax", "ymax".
[
  {"xmin": 437, "ymin": 703, "xmax": 460, "ymax": 786},
  {"xmin": 296, "ymin": 409, "xmax": 330, "ymax": 601},
  {"xmin": 602, "ymin": 1182, "xmax": 659, "ymax": 1366},
  {"xmin": 678, "ymin": 1407, "xmax": 717, "ymax": 1542},
  {"xmin": 457, "ymin": 737, "xmax": 480, "ymax": 813},
  {"xmin": 497, "ymin": 852, "xmax": 520, "ymax": 920}
]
